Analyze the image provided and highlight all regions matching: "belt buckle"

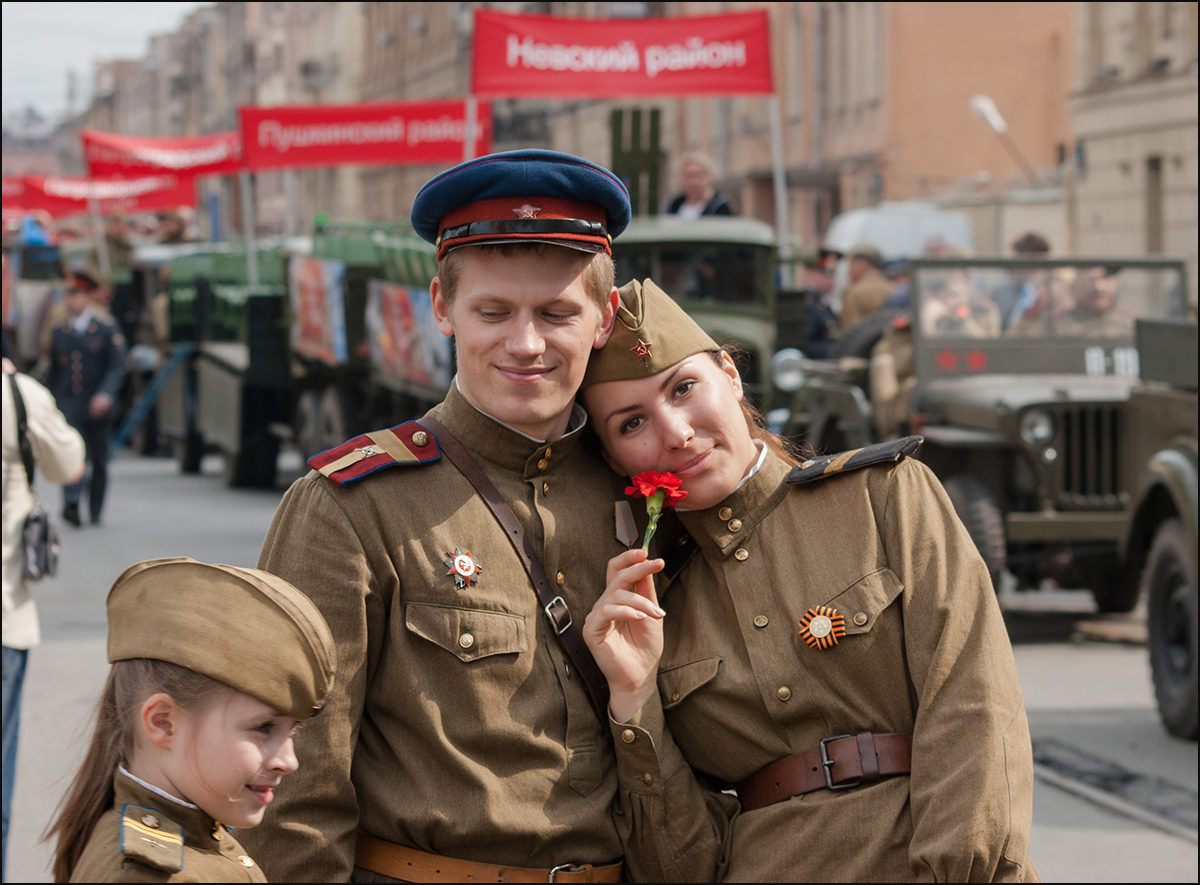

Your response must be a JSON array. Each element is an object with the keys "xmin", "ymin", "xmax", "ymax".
[
  {"xmin": 819, "ymin": 734, "xmax": 861, "ymax": 791},
  {"xmin": 548, "ymin": 862, "xmax": 589, "ymax": 882},
  {"xmin": 544, "ymin": 595, "xmax": 572, "ymax": 635}
]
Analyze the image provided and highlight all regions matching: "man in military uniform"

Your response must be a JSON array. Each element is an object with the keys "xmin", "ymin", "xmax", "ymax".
[
  {"xmin": 241, "ymin": 151, "xmax": 727, "ymax": 883},
  {"xmin": 45, "ymin": 269, "xmax": 126, "ymax": 526},
  {"xmin": 839, "ymin": 242, "xmax": 895, "ymax": 330},
  {"xmin": 1056, "ymin": 266, "xmax": 1135, "ymax": 338}
]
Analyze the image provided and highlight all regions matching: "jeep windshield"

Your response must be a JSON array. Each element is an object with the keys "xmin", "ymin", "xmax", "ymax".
[
  {"xmin": 613, "ymin": 242, "xmax": 773, "ymax": 307},
  {"xmin": 910, "ymin": 258, "xmax": 1187, "ymax": 379}
]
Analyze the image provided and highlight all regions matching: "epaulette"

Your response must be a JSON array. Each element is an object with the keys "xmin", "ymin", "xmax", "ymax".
[
  {"xmin": 119, "ymin": 803, "xmax": 184, "ymax": 873},
  {"xmin": 308, "ymin": 420, "xmax": 441, "ymax": 486},
  {"xmin": 787, "ymin": 436, "xmax": 923, "ymax": 484}
]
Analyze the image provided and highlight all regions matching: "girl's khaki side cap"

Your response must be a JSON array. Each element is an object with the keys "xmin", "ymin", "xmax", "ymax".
[
  {"xmin": 106, "ymin": 558, "xmax": 336, "ymax": 720},
  {"xmin": 582, "ymin": 278, "xmax": 718, "ymax": 388}
]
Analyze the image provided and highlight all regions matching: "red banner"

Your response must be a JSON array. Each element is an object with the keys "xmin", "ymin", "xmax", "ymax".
[
  {"xmin": 472, "ymin": 9, "xmax": 773, "ymax": 97},
  {"xmin": 239, "ymin": 100, "xmax": 492, "ymax": 171},
  {"xmin": 83, "ymin": 129, "xmax": 242, "ymax": 177},
  {"xmin": 16, "ymin": 174, "xmax": 197, "ymax": 218}
]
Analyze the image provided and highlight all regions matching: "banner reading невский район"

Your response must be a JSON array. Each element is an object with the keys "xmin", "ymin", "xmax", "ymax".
[{"xmin": 472, "ymin": 8, "xmax": 773, "ymax": 98}]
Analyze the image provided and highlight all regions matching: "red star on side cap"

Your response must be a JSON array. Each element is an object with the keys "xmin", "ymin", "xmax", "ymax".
[
  {"xmin": 936, "ymin": 349, "xmax": 959, "ymax": 371},
  {"xmin": 965, "ymin": 349, "xmax": 989, "ymax": 372},
  {"xmin": 631, "ymin": 339, "xmax": 652, "ymax": 361},
  {"xmin": 512, "ymin": 202, "xmax": 541, "ymax": 219}
]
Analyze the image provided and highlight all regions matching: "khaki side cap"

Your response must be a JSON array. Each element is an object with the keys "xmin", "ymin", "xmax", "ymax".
[
  {"xmin": 106, "ymin": 557, "xmax": 336, "ymax": 721},
  {"xmin": 582, "ymin": 278, "xmax": 718, "ymax": 388}
]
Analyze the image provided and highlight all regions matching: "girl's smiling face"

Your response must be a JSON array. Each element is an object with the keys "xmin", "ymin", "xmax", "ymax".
[
  {"xmin": 583, "ymin": 352, "xmax": 760, "ymax": 511},
  {"xmin": 145, "ymin": 688, "xmax": 301, "ymax": 829}
]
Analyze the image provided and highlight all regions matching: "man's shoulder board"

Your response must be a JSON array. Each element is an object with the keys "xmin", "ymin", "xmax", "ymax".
[
  {"xmin": 119, "ymin": 803, "xmax": 184, "ymax": 873},
  {"xmin": 787, "ymin": 436, "xmax": 923, "ymax": 485},
  {"xmin": 308, "ymin": 421, "xmax": 441, "ymax": 486}
]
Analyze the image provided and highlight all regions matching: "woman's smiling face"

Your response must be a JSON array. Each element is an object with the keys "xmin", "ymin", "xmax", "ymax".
[{"xmin": 583, "ymin": 352, "xmax": 759, "ymax": 511}]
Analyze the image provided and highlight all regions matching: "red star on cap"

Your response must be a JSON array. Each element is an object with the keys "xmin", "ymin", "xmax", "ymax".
[
  {"xmin": 936, "ymin": 349, "xmax": 959, "ymax": 371},
  {"xmin": 512, "ymin": 201, "xmax": 541, "ymax": 219},
  {"xmin": 631, "ymin": 339, "xmax": 652, "ymax": 361},
  {"xmin": 965, "ymin": 349, "xmax": 989, "ymax": 372}
]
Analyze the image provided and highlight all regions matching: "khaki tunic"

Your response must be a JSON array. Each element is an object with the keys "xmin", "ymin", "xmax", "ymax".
[
  {"xmin": 840, "ymin": 272, "xmax": 894, "ymax": 330},
  {"xmin": 613, "ymin": 451, "xmax": 1040, "ymax": 882},
  {"xmin": 71, "ymin": 769, "xmax": 266, "ymax": 883},
  {"xmin": 240, "ymin": 386, "xmax": 648, "ymax": 882}
]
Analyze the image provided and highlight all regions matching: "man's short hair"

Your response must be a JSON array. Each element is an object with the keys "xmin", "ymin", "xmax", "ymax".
[
  {"xmin": 437, "ymin": 243, "xmax": 615, "ymax": 314},
  {"xmin": 1011, "ymin": 232, "xmax": 1050, "ymax": 255}
]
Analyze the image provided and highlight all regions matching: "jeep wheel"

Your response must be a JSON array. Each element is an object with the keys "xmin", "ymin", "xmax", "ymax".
[
  {"xmin": 942, "ymin": 475, "xmax": 1006, "ymax": 591},
  {"xmin": 1144, "ymin": 519, "xmax": 1198, "ymax": 740}
]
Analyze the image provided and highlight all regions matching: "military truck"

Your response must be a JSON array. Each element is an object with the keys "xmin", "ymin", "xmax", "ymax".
[
  {"xmin": 771, "ymin": 257, "xmax": 1190, "ymax": 612},
  {"xmin": 1121, "ymin": 318, "xmax": 1197, "ymax": 739}
]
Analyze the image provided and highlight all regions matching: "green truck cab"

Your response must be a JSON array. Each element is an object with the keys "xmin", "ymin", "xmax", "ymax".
[
  {"xmin": 1121, "ymin": 318, "xmax": 1197, "ymax": 739},
  {"xmin": 772, "ymin": 257, "xmax": 1190, "ymax": 613}
]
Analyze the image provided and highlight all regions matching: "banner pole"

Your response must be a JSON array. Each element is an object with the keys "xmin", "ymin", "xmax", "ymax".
[
  {"xmin": 768, "ymin": 94, "xmax": 792, "ymax": 289},
  {"xmin": 464, "ymin": 97, "xmax": 478, "ymax": 161},
  {"xmin": 87, "ymin": 193, "xmax": 112, "ymax": 280},
  {"xmin": 239, "ymin": 170, "xmax": 259, "ymax": 289}
]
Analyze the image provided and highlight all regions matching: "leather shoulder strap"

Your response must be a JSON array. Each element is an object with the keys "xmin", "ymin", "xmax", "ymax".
[
  {"xmin": 419, "ymin": 417, "xmax": 611, "ymax": 731},
  {"xmin": 7, "ymin": 373, "xmax": 35, "ymax": 490}
]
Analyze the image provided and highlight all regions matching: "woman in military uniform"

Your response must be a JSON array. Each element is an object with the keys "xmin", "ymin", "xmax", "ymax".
[
  {"xmin": 579, "ymin": 279, "xmax": 1040, "ymax": 882},
  {"xmin": 45, "ymin": 559, "xmax": 335, "ymax": 883}
]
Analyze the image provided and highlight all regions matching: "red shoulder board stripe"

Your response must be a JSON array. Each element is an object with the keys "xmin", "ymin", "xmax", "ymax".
[{"xmin": 307, "ymin": 421, "xmax": 441, "ymax": 486}]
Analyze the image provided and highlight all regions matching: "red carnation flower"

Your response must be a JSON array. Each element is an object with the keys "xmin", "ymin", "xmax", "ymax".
[{"xmin": 625, "ymin": 471, "xmax": 688, "ymax": 551}]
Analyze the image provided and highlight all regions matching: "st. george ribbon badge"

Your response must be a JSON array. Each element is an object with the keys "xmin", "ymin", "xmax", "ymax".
[
  {"xmin": 798, "ymin": 605, "xmax": 846, "ymax": 650},
  {"xmin": 444, "ymin": 547, "xmax": 482, "ymax": 589}
]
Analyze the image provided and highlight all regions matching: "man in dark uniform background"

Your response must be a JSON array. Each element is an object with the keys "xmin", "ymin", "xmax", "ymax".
[{"xmin": 45, "ymin": 269, "xmax": 126, "ymax": 526}]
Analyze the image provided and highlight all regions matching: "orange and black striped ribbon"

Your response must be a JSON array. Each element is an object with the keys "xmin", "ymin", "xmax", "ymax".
[{"xmin": 798, "ymin": 605, "xmax": 847, "ymax": 650}]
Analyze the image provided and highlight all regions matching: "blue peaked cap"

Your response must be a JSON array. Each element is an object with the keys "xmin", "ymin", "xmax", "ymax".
[{"xmin": 410, "ymin": 149, "xmax": 631, "ymax": 248}]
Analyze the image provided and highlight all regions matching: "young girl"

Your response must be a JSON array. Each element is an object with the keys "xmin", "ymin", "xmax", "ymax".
[
  {"xmin": 46, "ymin": 557, "xmax": 336, "ymax": 883},
  {"xmin": 578, "ymin": 279, "xmax": 1039, "ymax": 882}
]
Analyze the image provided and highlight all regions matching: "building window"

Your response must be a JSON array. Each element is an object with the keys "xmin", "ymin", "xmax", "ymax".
[{"xmin": 1145, "ymin": 156, "xmax": 1164, "ymax": 253}]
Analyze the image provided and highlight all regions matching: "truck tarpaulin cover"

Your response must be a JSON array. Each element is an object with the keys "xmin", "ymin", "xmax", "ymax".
[
  {"xmin": 82, "ymin": 129, "xmax": 242, "ymax": 177},
  {"xmin": 14, "ymin": 174, "xmax": 197, "ymax": 218},
  {"xmin": 239, "ymin": 100, "xmax": 493, "ymax": 170},
  {"xmin": 472, "ymin": 8, "xmax": 773, "ymax": 97}
]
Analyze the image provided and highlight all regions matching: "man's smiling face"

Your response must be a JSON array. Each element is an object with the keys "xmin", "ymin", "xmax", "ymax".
[{"xmin": 432, "ymin": 246, "xmax": 615, "ymax": 441}]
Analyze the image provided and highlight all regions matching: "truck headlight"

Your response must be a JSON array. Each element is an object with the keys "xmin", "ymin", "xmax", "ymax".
[
  {"xmin": 770, "ymin": 348, "xmax": 806, "ymax": 392},
  {"xmin": 1019, "ymin": 409, "xmax": 1056, "ymax": 447}
]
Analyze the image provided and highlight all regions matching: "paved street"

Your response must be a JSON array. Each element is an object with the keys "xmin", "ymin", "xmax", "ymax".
[{"xmin": 5, "ymin": 451, "xmax": 1198, "ymax": 882}]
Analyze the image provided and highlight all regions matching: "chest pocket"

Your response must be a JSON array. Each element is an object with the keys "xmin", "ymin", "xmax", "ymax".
[
  {"xmin": 405, "ymin": 602, "xmax": 527, "ymax": 662},
  {"xmin": 825, "ymin": 568, "xmax": 904, "ymax": 636},
  {"xmin": 658, "ymin": 657, "xmax": 721, "ymax": 709}
]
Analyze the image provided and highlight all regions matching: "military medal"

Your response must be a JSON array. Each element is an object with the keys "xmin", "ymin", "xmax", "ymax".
[
  {"xmin": 444, "ymin": 547, "xmax": 482, "ymax": 589},
  {"xmin": 798, "ymin": 605, "xmax": 845, "ymax": 650}
]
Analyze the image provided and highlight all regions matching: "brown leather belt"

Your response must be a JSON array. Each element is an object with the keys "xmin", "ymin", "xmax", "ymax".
[
  {"xmin": 736, "ymin": 732, "xmax": 913, "ymax": 812},
  {"xmin": 355, "ymin": 832, "xmax": 624, "ymax": 883}
]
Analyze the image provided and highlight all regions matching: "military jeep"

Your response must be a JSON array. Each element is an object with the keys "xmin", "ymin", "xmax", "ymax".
[{"xmin": 773, "ymin": 257, "xmax": 1190, "ymax": 612}]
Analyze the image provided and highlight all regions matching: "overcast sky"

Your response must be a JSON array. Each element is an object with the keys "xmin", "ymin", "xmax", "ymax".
[{"xmin": 2, "ymin": 2, "xmax": 209, "ymax": 120}]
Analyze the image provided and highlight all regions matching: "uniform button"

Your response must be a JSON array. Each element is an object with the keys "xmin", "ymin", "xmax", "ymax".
[
  {"xmin": 853, "ymin": 612, "xmax": 868, "ymax": 626},
  {"xmin": 718, "ymin": 507, "xmax": 733, "ymax": 520},
  {"xmin": 141, "ymin": 813, "xmax": 160, "ymax": 828},
  {"xmin": 411, "ymin": 430, "xmax": 429, "ymax": 447},
  {"xmin": 238, "ymin": 856, "xmax": 255, "ymax": 867},
  {"xmin": 72, "ymin": 350, "xmax": 82, "ymax": 359},
  {"xmin": 211, "ymin": 823, "xmax": 224, "ymax": 841},
  {"xmin": 640, "ymin": 773, "xmax": 654, "ymax": 786},
  {"xmin": 621, "ymin": 729, "xmax": 636, "ymax": 744},
  {"xmin": 459, "ymin": 633, "xmax": 475, "ymax": 649},
  {"xmin": 728, "ymin": 518, "xmax": 743, "ymax": 532},
  {"xmin": 671, "ymin": 691, "xmax": 680, "ymax": 703},
  {"xmin": 777, "ymin": 686, "xmax": 792, "ymax": 702},
  {"xmin": 537, "ymin": 459, "xmax": 549, "ymax": 470},
  {"xmin": 543, "ymin": 482, "xmax": 549, "ymax": 496},
  {"xmin": 753, "ymin": 615, "xmax": 769, "ymax": 628},
  {"xmin": 544, "ymin": 446, "xmax": 552, "ymax": 458},
  {"xmin": 734, "ymin": 548, "xmax": 749, "ymax": 561},
  {"xmin": 556, "ymin": 570, "xmax": 565, "ymax": 586}
]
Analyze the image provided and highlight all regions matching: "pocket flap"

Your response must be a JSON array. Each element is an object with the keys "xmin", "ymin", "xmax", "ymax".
[
  {"xmin": 658, "ymin": 657, "xmax": 721, "ymax": 709},
  {"xmin": 826, "ymin": 568, "xmax": 904, "ymax": 635},
  {"xmin": 405, "ymin": 602, "xmax": 527, "ymax": 662}
]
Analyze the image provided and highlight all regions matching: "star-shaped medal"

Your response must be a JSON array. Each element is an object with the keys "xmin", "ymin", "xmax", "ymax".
[
  {"xmin": 631, "ymin": 339, "xmax": 652, "ymax": 362},
  {"xmin": 798, "ymin": 605, "xmax": 846, "ymax": 650},
  {"xmin": 512, "ymin": 201, "xmax": 541, "ymax": 219},
  {"xmin": 443, "ymin": 547, "xmax": 482, "ymax": 589}
]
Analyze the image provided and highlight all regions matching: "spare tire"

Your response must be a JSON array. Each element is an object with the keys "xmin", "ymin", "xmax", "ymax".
[
  {"xmin": 942, "ymin": 474, "xmax": 1007, "ymax": 592},
  {"xmin": 829, "ymin": 310, "xmax": 909, "ymax": 360}
]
